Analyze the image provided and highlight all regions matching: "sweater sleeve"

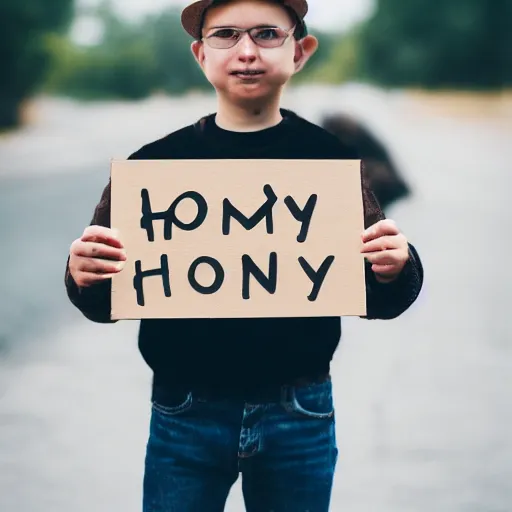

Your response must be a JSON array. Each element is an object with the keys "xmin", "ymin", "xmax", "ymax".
[
  {"xmin": 64, "ymin": 178, "xmax": 115, "ymax": 323},
  {"xmin": 64, "ymin": 148, "xmax": 146, "ymax": 323},
  {"xmin": 360, "ymin": 159, "xmax": 424, "ymax": 319}
]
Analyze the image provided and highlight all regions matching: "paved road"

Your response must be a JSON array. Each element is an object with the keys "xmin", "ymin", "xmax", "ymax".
[{"xmin": 0, "ymin": 86, "xmax": 510, "ymax": 511}]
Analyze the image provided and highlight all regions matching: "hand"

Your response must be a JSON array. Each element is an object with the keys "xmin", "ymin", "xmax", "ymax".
[
  {"xmin": 69, "ymin": 225, "xmax": 127, "ymax": 288},
  {"xmin": 361, "ymin": 219, "xmax": 409, "ymax": 283}
]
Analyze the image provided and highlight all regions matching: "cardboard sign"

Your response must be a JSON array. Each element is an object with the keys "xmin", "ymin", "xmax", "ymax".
[{"xmin": 110, "ymin": 159, "xmax": 366, "ymax": 319}]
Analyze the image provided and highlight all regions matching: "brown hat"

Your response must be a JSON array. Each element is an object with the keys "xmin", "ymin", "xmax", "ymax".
[{"xmin": 181, "ymin": 0, "xmax": 309, "ymax": 40}]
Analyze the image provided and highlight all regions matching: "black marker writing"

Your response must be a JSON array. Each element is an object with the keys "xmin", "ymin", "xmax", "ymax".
[
  {"xmin": 133, "ymin": 255, "xmax": 171, "ymax": 306},
  {"xmin": 284, "ymin": 194, "xmax": 318, "ymax": 243},
  {"xmin": 223, "ymin": 184, "xmax": 277, "ymax": 235},
  {"xmin": 188, "ymin": 256, "xmax": 225, "ymax": 295},
  {"xmin": 140, "ymin": 189, "xmax": 208, "ymax": 242},
  {"xmin": 242, "ymin": 252, "xmax": 277, "ymax": 300},
  {"xmin": 298, "ymin": 256, "xmax": 335, "ymax": 301}
]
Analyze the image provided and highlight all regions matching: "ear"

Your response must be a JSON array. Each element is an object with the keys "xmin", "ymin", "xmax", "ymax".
[
  {"xmin": 191, "ymin": 40, "xmax": 205, "ymax": 68},
  {"xmin": 293, "ymin": 35, "xmax": 319, "ymax": 73}
]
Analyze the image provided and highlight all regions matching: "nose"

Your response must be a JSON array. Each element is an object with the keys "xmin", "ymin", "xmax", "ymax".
[{"xmin": 237, "ymin": 32, "xmax": 258, "ymax": 63}]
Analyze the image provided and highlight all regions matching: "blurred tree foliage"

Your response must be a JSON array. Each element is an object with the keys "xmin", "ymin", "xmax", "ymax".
[
  {"xmin": 296, "ymin": 24, "xmax": 364, "ymax": 84},
  {"xmin": 45, "ymin": 6, "xmax": 210, "ymax": 99},
  {"xmin": 291, "ymin": 30, "xmax": 341, "ymax": 84},
  {"xmin": 46, "ymin": 0, "xmax": 510, "ymax": 99},
  {"xmin": 4, "ymin": 0, "xmax": 509, "ymax": 125},
  {"xmin": 45, "ymin": 5, "xmax": 337, "ymax": 99},
  {"xmin": 0, "ymin": 0, "xmax": 74, "ymax": 128},
  {"xmin": 357, "ymin": 0, "xmax": 512, "ymax": 89}
]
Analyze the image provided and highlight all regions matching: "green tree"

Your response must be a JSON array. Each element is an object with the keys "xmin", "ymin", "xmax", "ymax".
[
  {"xmin": 291, "ymin": 29, "xmax": 342, "ymax": 84},
  {"xmin": 46, "ymin": 6, "xmax": 209, "ymax": 99},
  {"xmin": 298, "ymin": 25, "xmax": 363, "ymax": 84},
  {"xmin": 0, "ymin": 0, "xmax": 74, "ymax": 129},
  {"xmin": 143, "ymin": 10, "xmax": 209, "ymax": 94},
  {"xmin": 358, "ymin": 0, "xmax": 512, "ymax": 89}
]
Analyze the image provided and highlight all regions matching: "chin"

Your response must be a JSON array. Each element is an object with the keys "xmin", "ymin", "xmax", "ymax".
[
  {"xmin": 233, "ymin": 93, "xmax": 273, "ymax": 107},
  {"xmin": 233, "ymin": 84, "xmax": 281, "ymax": 102}
]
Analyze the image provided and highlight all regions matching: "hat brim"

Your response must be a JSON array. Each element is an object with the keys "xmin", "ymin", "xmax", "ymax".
[{"xmin": 181, "ymin": 0, "xmax": 308, "ymax": 40}]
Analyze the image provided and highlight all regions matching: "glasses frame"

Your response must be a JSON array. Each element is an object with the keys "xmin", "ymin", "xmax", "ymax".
[{"xmin": 202, "ymin": 25, "xmax": 297, "ymax": 49}]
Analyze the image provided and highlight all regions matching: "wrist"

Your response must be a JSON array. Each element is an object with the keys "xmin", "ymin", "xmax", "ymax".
[
  {"xmin": 373, "ymin": 257, "xmax": 411, "ymax": 284},
  {"xmin": 374, "ymin": 272, "xmax": 400, "ymax": 284}
]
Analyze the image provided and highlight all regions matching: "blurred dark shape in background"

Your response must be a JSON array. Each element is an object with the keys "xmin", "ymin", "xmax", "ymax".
[
  {"xmin": 0, "ymin": 0, "xmax": 74, "ymax": 130},
  {"xmin": 322, "ymin": 114, "xmax": 410, "ymax": 212}
]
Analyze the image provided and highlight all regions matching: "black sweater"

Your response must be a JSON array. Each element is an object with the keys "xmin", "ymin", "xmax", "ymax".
[{"xmin": 65, "ymin": 109, "xmax": 423, "ymax": 395}]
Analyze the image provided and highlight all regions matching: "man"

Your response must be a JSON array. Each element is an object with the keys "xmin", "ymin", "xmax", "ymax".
[{"xmin": 65, "ymin": 1, "xmax": 423, "ymax": 510}]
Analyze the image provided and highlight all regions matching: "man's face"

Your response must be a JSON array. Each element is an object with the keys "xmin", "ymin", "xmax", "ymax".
[{"xmin": 191, "ymin": 0, "xmax": 317, "ymax": 105}]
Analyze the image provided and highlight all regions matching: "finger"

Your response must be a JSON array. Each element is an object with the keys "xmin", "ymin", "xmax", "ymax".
[
  {"xmin": 78, "ymin": 272, "xmax": 117, "ymax": 287},
  {"xmin": 361, "ymin": 235, "xmax": 398, "ymax": 254},
  {"xmin": 78, "ymin": 257, "xmax": 126, "ymax": 274},
  {"xmin": 364, "ymin": 249, "xmax": 402, "ymax": 265},
  {"xmin": 372, "ymin": 264, "xmax": 397, "ymax": 275},
  {"xmin": 362, "ymin": 219, "xmax": 399, "ymax": 242},
  {"xmin": 73, "ymin": 241, "xmax": 126, "ymax": 261},
  {"xmin": 82, "ymin": 226, "xmax": 123, "ymax": 248}
]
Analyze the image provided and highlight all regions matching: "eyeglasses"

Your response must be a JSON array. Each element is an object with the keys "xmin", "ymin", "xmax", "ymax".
[{"xmin": 203, "ymin": 26, "xmax": 296, "ymax": 49}]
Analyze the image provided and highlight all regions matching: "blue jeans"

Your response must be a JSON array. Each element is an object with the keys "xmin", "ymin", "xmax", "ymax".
[{"xmin": 143, "ymin": 379, "xmax": 338, "ymax": 511}]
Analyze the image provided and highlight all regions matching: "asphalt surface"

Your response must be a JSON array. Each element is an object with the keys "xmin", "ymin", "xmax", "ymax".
[{"xmin": 0, "ymin": 86, "xmax": 510, "ymax": 511}]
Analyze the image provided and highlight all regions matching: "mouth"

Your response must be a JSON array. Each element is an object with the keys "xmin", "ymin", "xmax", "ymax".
[{"xmin": 230, "ymin": 70, "xmax": 265, "ymax": 78}]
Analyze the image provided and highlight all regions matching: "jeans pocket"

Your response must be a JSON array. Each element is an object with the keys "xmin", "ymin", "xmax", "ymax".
[
  {"xmin": 152, "ymin": 391, "xmax": 193, "ymax": 417},
  {"xmin": 286, "ymin": 381, "xmax": 335, "ymax": 419}
]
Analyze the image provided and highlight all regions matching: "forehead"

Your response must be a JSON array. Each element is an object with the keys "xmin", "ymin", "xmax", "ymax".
[{"xmin": 203, "ymin": 0, "xmax": 293, "ymax": 29}]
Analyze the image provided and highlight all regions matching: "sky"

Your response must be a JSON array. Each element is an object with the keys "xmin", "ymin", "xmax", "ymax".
[{"xmin": 77, "ymin": 0, "xmax": 375, "ymax": 32}]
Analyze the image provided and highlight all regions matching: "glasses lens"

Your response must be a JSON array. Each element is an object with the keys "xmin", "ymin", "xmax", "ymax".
[
  {"xmin": 207, "ymin": 28, "xmax": 240, "ymax": 48},
  {"xmin": 250, "ymin": 27, "xmax": 288, "ymax": 47}
]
